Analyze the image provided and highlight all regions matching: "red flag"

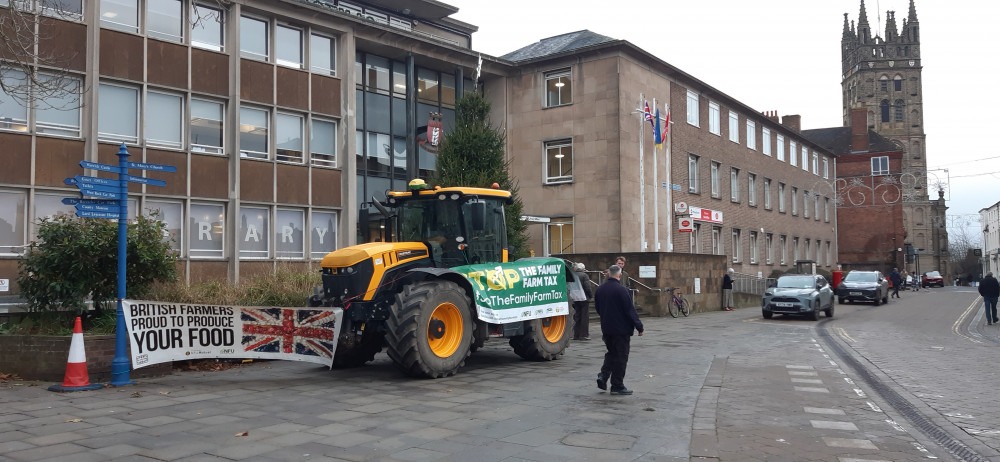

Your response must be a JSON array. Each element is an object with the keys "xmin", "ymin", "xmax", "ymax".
[{"xmin": 663, "ymin": 106, "xmax": 671, "ymax": 134}]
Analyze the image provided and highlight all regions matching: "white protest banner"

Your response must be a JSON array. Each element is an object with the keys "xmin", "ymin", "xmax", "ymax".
[{"xmin": 122, "ymin": 300, "xmax": 341, "ymax": 369}]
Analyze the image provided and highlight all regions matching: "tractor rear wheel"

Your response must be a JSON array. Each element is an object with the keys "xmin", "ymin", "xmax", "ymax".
[
  {"xmin": 510, "ymin": 314, "xmax": 572, "ymax": 361},
  {"xmin": 385, "ymin": 280, "xmax": 473, "ymax": 378}
]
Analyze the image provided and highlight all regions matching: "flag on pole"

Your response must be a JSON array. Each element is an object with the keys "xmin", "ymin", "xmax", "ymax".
[
  {"xmin": 663, "ymin": 105, "xmax": 671, "ymax": 134},
  {"xmin": 643, "ymin": 101, "xmax": 653, "ymax": 124},
  {"xmin": 653, "ymin": 107, "xmax": 663, "ymax": 148}
]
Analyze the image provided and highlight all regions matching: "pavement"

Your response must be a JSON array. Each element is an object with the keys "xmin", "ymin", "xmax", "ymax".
[{"xmin": 0, "ymin": 293, "xmax": 978, "ymax": 462}]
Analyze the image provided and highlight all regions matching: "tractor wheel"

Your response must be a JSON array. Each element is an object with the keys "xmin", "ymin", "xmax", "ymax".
[
  {"xmin": 332, "ymin": 329, "xmax": 385, "ymax": 368},
  {"xmin": 509, "ymin": 314, "xmax": 572, "ymax": 361},
  {"xmin": 385, "ymin": 280, "xmax": 473, "ymax": 378}
]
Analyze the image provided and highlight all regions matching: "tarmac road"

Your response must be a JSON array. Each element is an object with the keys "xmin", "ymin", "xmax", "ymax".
[{"xmin": 0, "ymin": 287, "xmax": 991, "ymax": 461}]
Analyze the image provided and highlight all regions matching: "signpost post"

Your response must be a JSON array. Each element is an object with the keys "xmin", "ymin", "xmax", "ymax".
[{"xmin": 63, "ymin": 143, "xmax": 175, "ymax": 387}]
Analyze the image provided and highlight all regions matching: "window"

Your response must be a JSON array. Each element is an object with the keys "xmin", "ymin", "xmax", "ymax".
[
  {"xmin": 748, "ymin": 173, "xmax": 756, "ymax": 206},
  {"xmin": 823, "ymin": 158, "xmax": 830, "ymax": 179},
  {"xmin": 276, "ymin": 25, "xmax": 303, "ymax": 68},
  {"xmin": 778, "ymin": 183, "xmax": 786, "ymax": 212},
  {"xmin": 762, "ymin": 128, "xmax": 771, "ymax": 156},
  {"xmin": 730, "ymin": 168, "xmax": 739, "ymax": 202},
  {"xmin": 148, "ymin": 0, "xmax": 182, "ymax": 42},
  {"xmin": 880, "ymin": 77, "xmax": 888, "ymax": 92},
  {"xmin": 31, "ymin": 74, "xmax": 82, "ymax": 138},
  {"xmin": 191, "ymin": 4, "xmax": 224, "ymax": 51},
  {"xmin": 144, "ymin": 91, "xmax": 183, "ymax": 149},
  {"xmin": 871, "ymin": 156, "xmax": 889, "ymax": 175},
  {"xmin": 746, "ymin": 120, "xmax": 755, "ymax": 150},
  {"xmin": 749, "ymin": 231, "xmax": 758, "ymax": 264},
  {"xmin": 894, "ymin": 99, "xmax": 905, "ymax": 122},
  {"xmin": 801, "ymin": 146, "xmax": 808, "ymax": 171},
  {"xmin": 0, "ymin": 68, "xmax": 28, "ymax": 132},
  {"xmin": 101, "ymin": 0, "xmax": 139, "ymax": 33},
  {"xmin": 239, "ymin": 206, "xmax": 269, "ymax": 259},
  {"xmin": 814, "ymin": 195, "xmax": 820, "ymax": 221},
  {"xmin": 789, "ymin": 141, "xmax": 797, "ymax": 166},
  {"xmin": 894, "ymin": 76, "xmax": 902, "ymax": 91},
  {"xmin": 779, "ymin": 235, "xmax": 787, "ymax": 265},
  {"xmin": 765, "ymin": 233, "xmax": 773, "ymax": 264},
  {"xmin": 728, "ymin": 111, "xmax": 739, "ymax": 143},
  {"xmin": 275, "ymin": 112, "xmax": 304, "ymax": 163},
  {"xmin": 708, "ymin": 102, "xmax": 720, "ymax": 135},
  {"xmin": 310, "ymin": 119, "xmax": 337, "ymax": 168},
  {"xmin": 880, "ymin": 99, "xmax": 890, "ymax": 122},
  {"xmin": 731, "ymin": 229, "xmax": 742, "ymax": 262},
  {"xmin": 0, "ymin": 190, "xmax": 26, "ymax": 255},
  {"xmin": 190, "ymin": 99, "xmax": 224, "ymax": 154},
  {"xmin": 686, "ymin": 90, "xmax": 699, "ymax": 126},
  {"xmin": 98, "ymin": 83, "xmax": 139, "ymax": 144},
  {"xmin": 763, "ymin": 179, "xmax": 771, "ymax": 209},
  {"xmin": 776, "ymin": 135, "xmax": 785, "ymax": 161},
  {"xmin": 688, "ymin": 154, "xmax": 700, "ymax": 193},
  {"xmin": 545, "ymin": 217, "xmax": 573, "ymax": 255},
  {"xmin": 805, "ymin": 239, "xmax": 811, "ymax": 262},
  {"xmin": 240, "ymin": 16, "xmax": 268, "ymax": 61},
  {"xmin": 803, "ymin": 191, "xmax": 809, "ymax": 219},
  {"xmin": 544, "ymin": 69, "xmax": 572, "ymax": 107},
  {"xmin": 310, "ymin": 34, "xmax": 336, "ymax": 75},
  {"xmin": 824, "ymin": 198, "xmax": 830, "ymax": 222},
  {"xmin": 189, "ymin": 203, "xmax": 225, "ymax": 258},
  {"xmin": 143, "ymin": 200, "xmax": 182, "ymax": 253},
  {"xmin": 793, "ymin": 237, "xmax": 800, "ymax": 262},
  {"xmin": 275, "ymin": 209, "xmax": 304, "ymax": 259},
  {"xmin": 812, "ymin": 153, "xmax": 819, "ymax": 174},
  {"xmin": 239, "ymin": 107, "xmax": 269, "ymax": 159},
  {"xmin": 826, "ymin": 241, "xmax": 831, "ymax": 266},
  {"xmin": 710, "ymin": 162, "xmax": 720, "ymax": 198},
  {"xmin": 310, "ymin": 211, "xmax": 338, "ymax": 259},
  {"xmin": 36, "ymin": 0, "xmax": 83, "ymax": 17},
  {"xmin": 544, "ymin": 139, "xmax": 573, "ymax": 184},
  {"xmin": 689, "ymin": 223, "xmax": 701, "ymax": 254},
  {"xmin": 712, "ymin": 227, "xmax": 722, "ymax": 255}
]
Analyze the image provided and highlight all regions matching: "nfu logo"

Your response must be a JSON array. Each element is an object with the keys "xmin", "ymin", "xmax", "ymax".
[{"xmin": 220, "ymin": 348, "xmax": 236, "ymax": 354}]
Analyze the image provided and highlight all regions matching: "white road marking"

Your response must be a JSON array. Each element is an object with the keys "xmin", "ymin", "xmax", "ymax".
[
  {"xmin": 786, "ymin": 365, "xmax": 815, "ymax": 370},
  {"xmin": 812, "ymin": 420, "xmax": 859, "ymax": 431},
  {"xmin": 791, "ymin": 378, "xmax": 823, "ymax": 384},
  {"xmin": 866, "ymin": 401, "xmax": 883, "ymax": 413},
  {"xmin": 795, "ymin": 386, "xmax": 830, "ymax": 393},
  {"xmin": 823, "ymin": 437, "xmax": 878, "ymax": 449},
  {"xmin": 911, "ymin": 442, "xmax": 938, "ymax": 458},
  {"xmin": 853, "ymin": 388, "xmax": 867, "ymax": 398},
  {"xmin": 804, "ymin": 407, "xmax": 846, "ymax": 415},
  {"xmin": 885, "ymin": 418, "xmax": 906, "ymax": 432},
  {"xmin": 788, "ymin": 371, "xmax": 818, "ymax": 376}
]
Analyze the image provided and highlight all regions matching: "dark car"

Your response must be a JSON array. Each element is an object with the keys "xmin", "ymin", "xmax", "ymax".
[
  {"xmin": 762, "ymin": 274, "xmax": 835, "ymax": 321},
  {"xmin": 837, "ymin": 270, "xmax": 889, "ymax": 305},
  {"xmin": 921, "ymin": 271, "xmax": 944, "ymax": 288}
]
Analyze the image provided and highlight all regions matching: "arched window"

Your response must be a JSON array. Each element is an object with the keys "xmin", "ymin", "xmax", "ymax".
[
  {"xmin": 894, "ymin": 99, "xmax": 905, "ymax": 122},
  {"xmin": 879, "ymin": 75, "xmax": 889, "ymax": 92},
  {"xmin": 893, "ymin": 75, "xmax": 903, "ymax": 91},
  {"xmin": 880, "ymin": 100, "xmax": 890, "ymax": 122}
]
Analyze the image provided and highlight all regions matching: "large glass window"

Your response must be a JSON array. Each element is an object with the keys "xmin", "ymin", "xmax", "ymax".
[
  {"xmin": 801, "ymin": 146, "xmax": 809, "ymax": 171},
  {"xmin": 189, "ymin": 203, "xmax": 224, "ymax": 258},
  {"xmin": 871, "ymin": 156, "xmax": 889, "ymax": 175},
  {"xmin": 545, "ymin": 139, "xmax": 572, "ymax": 184},
  {"xmin": 728, "ymin": 111, "xmax": 739, "ymax": 143},
  {"xmin": 0, "ymin": 68, "xmax": 29, "ymax": 132},
  {"xmin": 239, "ymin": 16, "xmax": 268, "ymax": 61},
  {"xmin": 148, "ymin": 0, "xmax": 182, "ymax": 42},
  {"xmin": 35, "ymin": 74, "xmax": 81, "ymax": 137},
  {"xmin": 686, "ymin": 90, "xmax": 699, "ymax": 126},
  {"xmin": 708, "ymin": 102, "xmax": 720, "ymax": 135},
  {"xmin": 789, "ymin": 141, "xmax": 797, "ymax": 166},
  {"xmin": 98, "ymin": 83, "xmax": 138, "ymax": 144},
  {"xmin": 239, "ymin": 206, "xmax": 269, "ymax": 259},
  {"xmin": 276, "ymin": 25, "xmax": 302, "ymax": 68},
  {"xmin": 143, "ymin": 200, "xmax": 182, "ymax": 253},
  {"xmin": 310, "ymin": 119, "xmax": 336, "ymax": 168},
  {"xmin": 746, "ymin": 120, "xmax": 756, "ymax": 150},
  {"xmin": 762, "ymin": 128, "xmax": 771, "ymax": 156},
  {"xmin": 778, "ymin": 183, "xmax": 786, "ymax": 212},
  {"xmin": 545, "ymin": 218, "xmax": 573, "ymax": 255},
  {"xmin": 748, "ymin": 173, "xmax": 756, "ymax": 206},
  {"xmin": 239, "ymin": 107, "xmax": 269, "ymax": 159},
  {"xmin": 38, "ymin": 0, "xmax": 83, "ymax": 17},
  {"xmin": 544, "ymin": 69, "xmax": 572, "ymax": 107},
  {"xmin": 275, "ymin": 112, "xmax": 304, "ymax": 163},
  {"xmin": 310, "ymin": 33, "xmax": 336, "ymax": 75},
  {"xmin": 100, "ymin": 0, "xmax": 138, "ymax": 33},
  {"xmin": 275, "ymin": 209, "xmax": 304, "ymax": 259},
  {"xmin": 310, "ymin": 211, "xmax": 337, "ymax": 259},
  {"xmin": 776, "ymin": 135, "xmax": 785, "ymax": 161},
  {"xmin": 688, "ymin": 154, "xmax": 699, "ymax": 193},
  {"xmin": 710, "ymin": 162, "xmax": 720, "ymax": 198},
  {"xmin": 146, "ymin": 91, "xmax": 182, "ymax": 149},
  {"xmin": 730, "ymin": 168, "xmax": 739, "ymax": 202},
  {"xmin": 416, "ymin": 67, "xmax": 437, "ymax": 103},
  {"xmin": 191, "ymin": 4, "xmax": 224, "ymax": 51},
  {"xmin": 191, "ymin": 99, "xmax": 224, "ymax": 154},
  {"xmin": 0, "ymin": 190, "xmax": 26, "ymax": 255}
]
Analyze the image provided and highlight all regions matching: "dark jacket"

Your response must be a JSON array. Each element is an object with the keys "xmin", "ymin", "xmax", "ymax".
[
  {"xmin": 575, "ymin": 270, "xmax": 593, "ymax": 300},
  {"xmin": 980, "ymin": 275, "xmax": 1000, "ymax": 298},
  {"xmin": 594, "ymin": 278, "xmax": 643, "ymax": 335},
  {"xmin": 890, "ymin": 270, "xmax": 902, "ymax": 286},
  {"xmin": 722, "ymin": 274, "xmax": 733, "ymax": 290}
]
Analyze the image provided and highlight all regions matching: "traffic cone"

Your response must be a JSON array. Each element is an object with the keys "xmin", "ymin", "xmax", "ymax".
[{"xmin": 48, "ymin": 317, "xmax": 104, "ymax": 392}]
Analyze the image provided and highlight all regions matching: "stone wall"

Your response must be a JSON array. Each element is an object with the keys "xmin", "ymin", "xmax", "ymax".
[{"xmin": 0, "ymin": 334, "xmax": 172, "ymax": 382}]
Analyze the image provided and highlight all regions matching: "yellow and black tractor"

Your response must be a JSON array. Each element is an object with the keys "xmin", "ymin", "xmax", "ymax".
[{"xmin": 309, "ymin": 179, "xmax": 577, "ymax": 378}]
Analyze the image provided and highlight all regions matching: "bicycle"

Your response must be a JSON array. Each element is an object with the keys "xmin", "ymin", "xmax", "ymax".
[{"xmin": 665, "ymin": 287, "xmax": 690, "ymax": 318}]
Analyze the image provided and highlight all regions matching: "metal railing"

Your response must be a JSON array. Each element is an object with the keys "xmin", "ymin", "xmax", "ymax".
[{"xmin": 732, "ymin": 272, "xmax": 775, "ymax": 295}]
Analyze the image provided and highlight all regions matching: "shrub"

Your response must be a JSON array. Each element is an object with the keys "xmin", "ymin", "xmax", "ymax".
[{"xmin": 146, "ymin": 265, "xmax": 321, "ymax": 307}]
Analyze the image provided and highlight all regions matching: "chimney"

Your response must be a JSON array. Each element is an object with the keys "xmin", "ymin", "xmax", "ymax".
[
  {"xmin": 850, "ymin": 107, "xmax": 869, "ymax": 152},
  {"xmin": 781, "ymin": 114, "xmax": 801, "ymax": 132}
]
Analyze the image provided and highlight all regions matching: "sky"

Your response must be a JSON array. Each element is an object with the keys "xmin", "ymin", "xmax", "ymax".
[{"xmin": 447, "ymin": 0, "xmax": 998, "ymax": 245}]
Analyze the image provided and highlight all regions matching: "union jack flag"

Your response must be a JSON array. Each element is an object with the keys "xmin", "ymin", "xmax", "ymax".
[
  {"xmin": 643, "ymin": 101, "xmax": 653, "ymax": 123},
  {"xmin": 241, "ymin": 308, "xmax": 337, "ymax": 359}
]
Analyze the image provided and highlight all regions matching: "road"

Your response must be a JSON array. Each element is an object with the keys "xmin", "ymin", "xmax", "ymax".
[{"xmin": 0, "ymin": 286, "xmax": 993, "ymax": 461}]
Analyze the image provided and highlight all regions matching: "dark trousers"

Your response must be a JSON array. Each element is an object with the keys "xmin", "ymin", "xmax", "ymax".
[
  {"xmin": 600, "ymin": 334, "xmax": 631, "ymax": 389},
  {"xmin": 573, "ymin": 301, "xmax": 590, "ymax": 339},
  {"xmin": 892, "ymin": 284, "xmax": 900, "ymax": 298},
  {"xmin": 985, "ymin": 296, "xmax": 999, "ymax": 323}
]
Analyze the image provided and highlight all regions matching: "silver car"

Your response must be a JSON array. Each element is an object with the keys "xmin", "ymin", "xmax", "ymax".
[
  {"xmin": 836, "ymin": 270, "xmax": 890, "ymax": 305},
  {"xmin": 762, "ymin": 274, "xmax": 835, "ymax": 321}
]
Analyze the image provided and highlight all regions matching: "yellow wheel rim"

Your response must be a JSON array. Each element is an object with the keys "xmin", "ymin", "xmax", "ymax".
[
  {"xmin": 428, "ymin": 302, "xmax": 463, "ymax": 357},
  {"xmin": 540, "ymin": 315, "xmax": 567, "ymax": 343}
]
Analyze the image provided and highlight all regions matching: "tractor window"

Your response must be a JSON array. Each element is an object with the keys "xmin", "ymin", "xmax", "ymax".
[
  {"xmin": 462, "ymin": 198, "xmax": 506, "ymax": 264},
  {"xmin": 398, "ymin": 198, "xmax": 465, "ymax": 267}
]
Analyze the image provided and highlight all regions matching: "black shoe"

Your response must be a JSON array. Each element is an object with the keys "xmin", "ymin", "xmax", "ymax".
[
  {"xmin": 610, "ymin": 387, "xmax": 633, "ymax": 395},
  {"xmin": 596, "ymin": 373, "xmax": 607, "ymax": 390}
]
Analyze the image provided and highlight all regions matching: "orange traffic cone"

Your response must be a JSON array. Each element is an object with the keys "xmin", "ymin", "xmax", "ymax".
[{"xmin": 48, "ymin": 317, "xmax": 104, "ymax": 392}]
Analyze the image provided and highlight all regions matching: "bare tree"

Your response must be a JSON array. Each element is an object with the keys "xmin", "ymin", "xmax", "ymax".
[
  {"xmin": 949, "ymin": 216, "xmax": 984, "ymax": 281},
  {"xmin": 0, "ymin": 3, "xmax": 84, "ymax": 106}
]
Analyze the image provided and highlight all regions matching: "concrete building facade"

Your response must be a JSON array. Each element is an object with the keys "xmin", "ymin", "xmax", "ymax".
[{"xmin": 982, "ymin": 202, "xmax": 1000, "ymax": 278}]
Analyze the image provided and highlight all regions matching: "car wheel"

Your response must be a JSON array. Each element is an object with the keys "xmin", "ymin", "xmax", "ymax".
[
  {"xmin": 838, "ymin": 298, "xmax": 845, "ymax": 304},
  {"xmin": 826, "ymin": 305, "xmax": 834, "ymax": 318},
  {"xmin": 810, "ymin": 308, "xmax": 820, "ymax": 321},
  {"xmin": 874, "ymin": 296, "xmax": 880, "ymax": 306},
  {"xmin": 763, "ymin": 310, "xmax": 773, "ymax": 319}
]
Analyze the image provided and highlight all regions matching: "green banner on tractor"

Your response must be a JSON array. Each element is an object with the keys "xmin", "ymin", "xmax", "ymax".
[{"xmin": 453, "ymin": 258, "xmax": 570, "ymax": 323}]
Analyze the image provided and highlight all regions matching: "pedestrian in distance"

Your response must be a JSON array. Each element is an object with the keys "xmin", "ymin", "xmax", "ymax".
[
  {"xmin": 595, "ymin": 264, "xmax": 644, "ymax": 396},
  {"xmin": 571, "ymin": 262, "xmax": 593, "ymax": 341},
  {"xmin": 722, "ymin": 268, "xmax": 735, "ymax": 311},
  {"xmin": 979, "ymin": 272, "xmax": 1000, "ymax": 325},
  {"xmin": 889, "ymin": 267, "xmax": 902, "ymax": 298}
]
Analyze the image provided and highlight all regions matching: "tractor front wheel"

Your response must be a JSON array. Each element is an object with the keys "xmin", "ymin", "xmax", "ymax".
[
  {"xmin": 385, "ymin": 280, "xmax": 473, "ymax": 378},
  {"xmin": 510, "ymin": 314, "xmax": 572, "ymax": 361}
]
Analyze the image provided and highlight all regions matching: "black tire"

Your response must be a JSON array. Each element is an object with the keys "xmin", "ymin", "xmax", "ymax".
[
  {"xmin": 826, "ymin": 305, "xmax": 834, "ymax": 318},
  {"xmin": 332, "ymin": 329, "xmax": 385, "ymax": 368},
  {"xmin": 510, "ymin": 314, "xmax": 572, "ymax": 361},
  {"xmin": 668, "ymin": 298, "xmax": 679, "ymax": 318},
  {"xmin": 810, "ymin": 308, "xmax": 821, "ymax": 321},
  {"xmin": 385, "ymin": 280, "xmax": 473, "ymax": 378},
  {"xmin": 838, "ymin": 298, "xmax": 845, "ymax": 304},
  {"xmin": 679, "ymin": 297, "xmax": 690, "ymax": 317},
  {"xmin": 763, "ymin": 310, "xmax": 773, "ymax": 319},
  {"xmin": 873, "ymin": 296, "xmax": 880, "ymax": 306}
]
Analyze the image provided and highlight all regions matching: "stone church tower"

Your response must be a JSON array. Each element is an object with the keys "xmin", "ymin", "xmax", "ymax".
[{"xmin": 841, "ymin": 0, "xmax": 949, "ymax": 278}]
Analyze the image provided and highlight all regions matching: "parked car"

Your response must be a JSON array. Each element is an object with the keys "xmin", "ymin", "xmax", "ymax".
[
  {"xmin": 921, "ymin": 270, "xmax": 944, "ymax": 288},
  {"xmin": 837, "ymin": 270, "xmax": 889, "ymax": 305},
  {"xmin": 762, "ymin": 274, "xmax": 835, "ymax": 321}
]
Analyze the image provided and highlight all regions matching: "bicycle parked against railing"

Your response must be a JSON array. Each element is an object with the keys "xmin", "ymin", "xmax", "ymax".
[{"xmin": 665, "ymin": 287, "xmax": 689, "ymax": 318}]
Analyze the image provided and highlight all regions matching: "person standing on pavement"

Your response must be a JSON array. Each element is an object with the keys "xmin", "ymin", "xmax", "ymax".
[
  {"xmin": 979, "ymin": 272, "xmax": 1000, "ymax": 325},
  {"xmin": 889, "ymin": 268, "xmax": 902, "ymax": 298},
  {"xmin": 571, "ymin": 262, "xmax": 593, "ymax": 340},
  {"xmin": 595, "ymin": 264, "xmax": 644, "ymax": 396},
  {"xmin": 722, "ymin": 268, "xmax": 735, "ymax": 311}
]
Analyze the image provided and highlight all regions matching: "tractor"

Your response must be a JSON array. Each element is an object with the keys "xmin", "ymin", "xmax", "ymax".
[{"xmin": 309, "ymin": 179, "xmax": 577, "ymax": 378}]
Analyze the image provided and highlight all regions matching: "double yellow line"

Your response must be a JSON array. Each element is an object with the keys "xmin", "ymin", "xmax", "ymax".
[{"xmin": 953, "ymin": 296, "xmax": 985, "ymax": 344}]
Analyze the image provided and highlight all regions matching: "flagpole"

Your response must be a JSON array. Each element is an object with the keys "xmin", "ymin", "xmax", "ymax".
[
  {"xmin": 665, "ymin": 103, "xmax": 673, "ymax": 252},
  {"xmin": 652, "ymin": 98, "xmax": 659, "ymax": 251},
  {"xmin": 638, "ymin": 93, "xmax": 646, "ymax": 252}
]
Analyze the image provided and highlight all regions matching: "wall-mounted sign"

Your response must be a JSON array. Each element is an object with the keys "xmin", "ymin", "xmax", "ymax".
[
  {"xmin": 678, "ymin": 217, "xmax": 694, "ymax": 232},
  {"xmin": 688, "ymin": 206, "xmax": 723, "ymax": 224},
  {"xmin": 674, "ymin": 201, "xmax": 688, "ymax": 214},
  {"xmin": 638, "ymin": 266, "xmax": 656, "ymax": 278}
]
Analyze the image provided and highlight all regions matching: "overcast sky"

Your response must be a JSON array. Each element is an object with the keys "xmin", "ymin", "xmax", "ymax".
[{"xmin": 448, "ymin": 0, "xmax": 997, "ymax": 244}]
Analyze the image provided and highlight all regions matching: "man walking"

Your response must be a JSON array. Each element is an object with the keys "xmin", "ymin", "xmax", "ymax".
[
  {"xmin": 889, "ymin": 267, "xmax": 902, "ymax": 298},
  {"xmin": 979, "ymin": 272, "xmax": 1000, "ymax": 325},
  {"xmin": 595, "ymin": 264, "xmax": 644, "ymax": 395}
]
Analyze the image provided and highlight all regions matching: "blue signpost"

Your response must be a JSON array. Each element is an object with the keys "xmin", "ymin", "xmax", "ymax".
[{"xmin": 63, "ymin": 143, "xmax": 176, "ymax": 387}]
